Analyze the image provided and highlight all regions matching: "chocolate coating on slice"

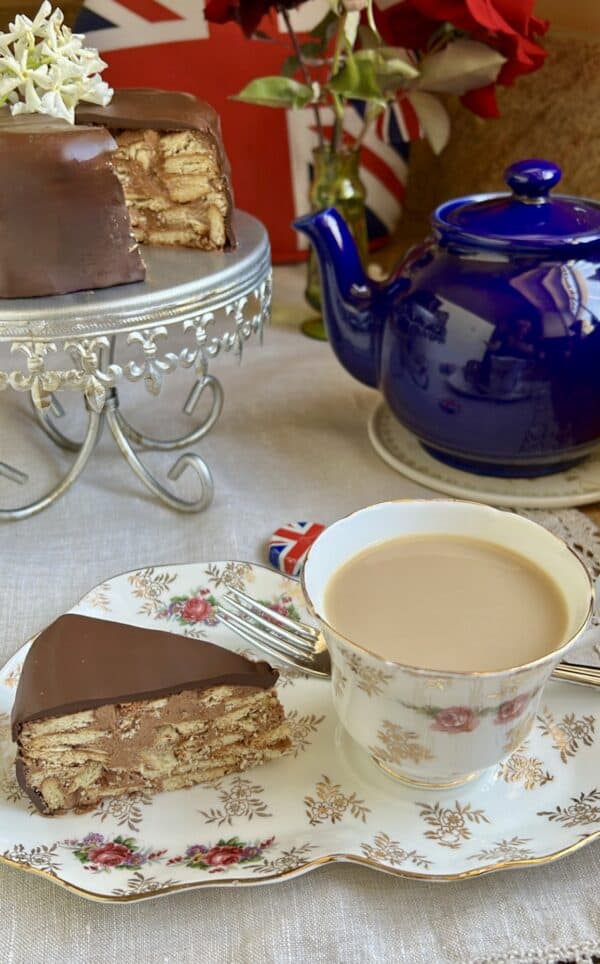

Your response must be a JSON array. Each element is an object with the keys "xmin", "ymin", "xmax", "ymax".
[
  {"xmin": 0, "ymin": 113, "xmax": 145, "ymax": 298},
  {"xmin": 76, "ymin": 89, "xmax": 235, "ymax": 246},
  {"xmin": 15, "ymin": 756, "xmax": 47, "ymax": 813},
  {"xmin": 11, "ymin": 614, "xmax": 278, "ymax": 740}
]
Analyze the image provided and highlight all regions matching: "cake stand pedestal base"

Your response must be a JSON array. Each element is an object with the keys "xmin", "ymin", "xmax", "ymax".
[
  {"xmin": 1, "ymin": 335, "xmax": 223, "ymax": 520},
  {"xmin": 0, "ymin": 211, "xmax": 271, "ymax": 521}
]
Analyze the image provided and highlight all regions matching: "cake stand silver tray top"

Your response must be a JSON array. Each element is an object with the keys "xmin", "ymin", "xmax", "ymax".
[{"xmin": 0, "ymin": 211, "xmax": 272, "ymax": 520}]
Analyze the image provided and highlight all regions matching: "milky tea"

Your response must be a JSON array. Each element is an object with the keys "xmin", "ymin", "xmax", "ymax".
[{"xmin": 323, "ymin": 534, "xmax": 568, "ymax": 672}]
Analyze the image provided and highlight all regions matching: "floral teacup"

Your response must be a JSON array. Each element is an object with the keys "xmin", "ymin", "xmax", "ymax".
[{"xmin": 302, "ymin": 500, "xmax": 593, "ymax": 789}]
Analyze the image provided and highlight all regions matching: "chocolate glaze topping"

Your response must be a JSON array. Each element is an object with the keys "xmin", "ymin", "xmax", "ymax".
[
  {"xmin": 11, "ymin": 614, "xmax": 278, "ymax": 740},
  {"xmin": 76, "ymin": 89, "xmax": 235, "ymax": 246},
  {"xmin": 76, "ymin": 88, "xmax": 225, "ymax": 136},
  {"xmin": 0, "ymin": 113, "xmax": 145, "ymax": 298}
]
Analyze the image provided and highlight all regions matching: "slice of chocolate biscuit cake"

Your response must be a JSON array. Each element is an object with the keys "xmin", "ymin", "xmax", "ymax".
[{"xmin": 11, "ymin": 615, "xmax": 290, "ymax": 815}]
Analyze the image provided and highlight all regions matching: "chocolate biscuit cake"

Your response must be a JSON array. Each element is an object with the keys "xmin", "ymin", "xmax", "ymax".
[
  {"xmin": 77, "ymin": 89, "xmax": 235, "ymax": 252},
  {"xmin": 0, "ymin": 89, "xmax": 234, "ymax": 298},
  {"xmin": 11, "ymin": 614, "xmax": 290, "ymax": 815}
]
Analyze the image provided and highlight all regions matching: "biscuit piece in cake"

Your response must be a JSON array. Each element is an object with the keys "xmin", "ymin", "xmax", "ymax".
[
  {"xmin": 110, "ymin": 127, "xmax": 230, "ymax": 249},
  {"xmin": 11, "ymin": 615, "xmax": 290, "ymax": 815}
]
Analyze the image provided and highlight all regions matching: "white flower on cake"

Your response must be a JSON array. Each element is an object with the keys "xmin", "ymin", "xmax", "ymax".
[{"xmin": 0, "ymin": 2, "xmax": 112, "ymax": 123}]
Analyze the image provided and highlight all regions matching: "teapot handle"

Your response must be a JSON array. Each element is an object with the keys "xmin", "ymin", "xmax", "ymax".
[{"xmin": 505, "ymin": 160, "xmax": 562, "ymax": 201}]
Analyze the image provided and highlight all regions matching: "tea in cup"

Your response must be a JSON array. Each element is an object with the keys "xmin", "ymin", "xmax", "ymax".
[{"xmin": 302, "ymin": 500, "xmax": 593, "ymax": 788}]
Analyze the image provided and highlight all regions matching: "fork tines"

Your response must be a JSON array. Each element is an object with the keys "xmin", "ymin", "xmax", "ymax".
[{"xmin": 217, "ymin": 587, "xmax": 320, "ymax": 672}]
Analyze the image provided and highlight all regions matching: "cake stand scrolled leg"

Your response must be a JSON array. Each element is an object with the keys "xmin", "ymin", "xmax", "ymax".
[
  {"xmin": 0, "ymin": 462, "xmax": 28, "ymax": 484},
  {"xmin": 29, "ymin": 392, "xmax": 104, "ymax": 452},
  {"xmin": 105, "ymin": 393, "xmax": 214, "ymax": 513},
  {"xmin": 0, "ymin": 404, "xmax": 103, "ymax": 521},
  {"xmin": 113, "ymin": 374, "xmax": 224, "ymax": 452}
]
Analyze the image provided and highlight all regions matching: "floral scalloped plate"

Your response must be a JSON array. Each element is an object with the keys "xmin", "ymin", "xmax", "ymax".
[{"xmin": 0, "ymin": 561, "xmax": 599, "ymax": 902}]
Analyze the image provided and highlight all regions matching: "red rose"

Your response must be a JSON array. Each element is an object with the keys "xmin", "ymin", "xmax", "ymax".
[
  {"xmin": 182, "ymin": 596, "xmax": 213, "ymax": 622},
  {"xmin": 87, "ymin": 843, "xmax": 133, "ymax": 867},
  {"xmin": 205, "ymin": 0, "xmax": 304, "ymax": 38},
  {"xmin": 377, "ymin": 0, "xmax": 548, "ymax": 117},
  {"xmin": 204, "ymin": 845, "xmax": 244, "ymax": 867},
  {"xmin": 431, "ymin": 705, "xmax": 479, "ymax": 733},
  {"xmin": 495, "ymin": 694, "xmax": 529, "ymax": 724}
]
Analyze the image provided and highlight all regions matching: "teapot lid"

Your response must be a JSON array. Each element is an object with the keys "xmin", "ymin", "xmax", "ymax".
[{"xmin": 434, "ymin": 159, "xmax": 600, "ymax": 252}]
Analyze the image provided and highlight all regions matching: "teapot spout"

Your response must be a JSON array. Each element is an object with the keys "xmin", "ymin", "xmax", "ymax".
[{"xmin": 294, "ymin": 208, "xmax": 381, "ymax": 389}]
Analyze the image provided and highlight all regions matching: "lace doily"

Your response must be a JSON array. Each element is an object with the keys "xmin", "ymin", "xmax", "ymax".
[{"xmin": 520, "ymin": 509, "xmax": 600, "ymax": 667}]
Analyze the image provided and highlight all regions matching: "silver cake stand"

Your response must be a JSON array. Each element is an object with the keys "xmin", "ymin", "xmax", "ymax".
[{"xmin": 0, "ymin": 211, "xmax": 271, "ymax": 520}]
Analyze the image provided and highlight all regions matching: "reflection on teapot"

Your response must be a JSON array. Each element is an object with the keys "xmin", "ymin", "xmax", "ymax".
[
  {"xmin": 458, "ymin": 356, "xmax": 532, "ymax": 401},
  {"xmin": 295, "ymin": 160, "xmax": 600, "ymax": 477}
]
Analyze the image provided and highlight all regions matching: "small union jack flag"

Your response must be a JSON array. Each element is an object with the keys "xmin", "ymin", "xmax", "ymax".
[{"xmin": 268, "ymin": 521, "xmax": 326, "ymax": 577}]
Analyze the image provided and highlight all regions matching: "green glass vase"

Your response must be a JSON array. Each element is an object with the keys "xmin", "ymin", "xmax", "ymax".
[{"xmin": 302, "ymin": 146, "xmax": 368, "ymax": 341}]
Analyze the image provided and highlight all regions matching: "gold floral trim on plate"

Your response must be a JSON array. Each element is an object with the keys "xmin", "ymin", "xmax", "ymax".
[
  {"xmin": 496, "ymin": 743, "xmax": 553, "ymax": 791},
  {"xmin": 304, "ymin": 775, "xmax": 370, "ymax": 826},
  {"xmin": 417, "ymin": 801, "xmax": 490, "ymax": 850},
  {"xmin": 536, "ymin": 707, "xmax": 596, "ymax": 763},
  {"xmin": 0, "ymin": 560, "xmax": 599, "ymax": 902}
]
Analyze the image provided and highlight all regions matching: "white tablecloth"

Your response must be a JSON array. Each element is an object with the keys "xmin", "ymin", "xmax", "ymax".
[{"xmin": 0, "ymin": 269, "xmax": 598, "ymax": 964}]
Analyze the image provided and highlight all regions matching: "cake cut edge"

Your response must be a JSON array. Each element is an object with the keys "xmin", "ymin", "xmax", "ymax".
[{"xmin": 76, "ymin": 89, "xmax": 236, "ymax": 252}]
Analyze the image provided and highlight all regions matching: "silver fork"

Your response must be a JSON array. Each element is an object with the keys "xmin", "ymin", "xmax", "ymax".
[
  {"xmin": 218, "ymin": 586, "xmax": 600, "ymax": 688},
  {"xmin": 217, "ymin": 586, "xmax": 330, "ymax": 678}
]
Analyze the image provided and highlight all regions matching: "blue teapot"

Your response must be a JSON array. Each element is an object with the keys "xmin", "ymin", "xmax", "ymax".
[{"xmin": 295, "ymin": 160, "xmax": 600, "ymax": 477}]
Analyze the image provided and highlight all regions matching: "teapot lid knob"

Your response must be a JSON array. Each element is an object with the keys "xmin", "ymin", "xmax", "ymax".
[{"xmin": 505, "ymin": 159, "xmax": 562, "ymax": 200}]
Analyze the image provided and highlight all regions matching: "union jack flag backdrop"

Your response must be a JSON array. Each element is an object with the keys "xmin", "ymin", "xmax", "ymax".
[{"xmin": 75, "ymin": 0, "xmax": 413, "ymax": 262}]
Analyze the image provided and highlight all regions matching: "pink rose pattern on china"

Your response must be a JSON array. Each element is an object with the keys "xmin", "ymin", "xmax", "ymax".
[
  {"xmin": 157, "ymin": 587, "xmax": 219, "ymax": 628},
  {"xmin": 424, "ymin": 692, "xmax": 532, "ymax": 734},
  {"xmin": 87, "ymin": 842, "xmax": 134, "ymax": 867},
  {"xmin": 431, "ymin": 706, "xmax": 479, "ymax": 734},
  {"xmin": 63, "ymin": 834, "xmax": 276, "ymax": 874},
  {"xmin": 155, "ymin": 587, "xmax": 300, "ymax": 629},
  {"xmin": 182, "ymin": 595, "xmax": 214, "ymax": 623},
  {"xmin": 495, "ymin": 694, "xmax": 530, "ymax": 725},
  {"xmin": 65, "ymin": 833, "xmax": 167, "ymax": 872},
  {"xmin": 257, "ymin": 593, "xmax": 301, "ymax": 622},
  {"xmin": 167, "ymin": 836, "xmax": 276, "ymax": 873}
]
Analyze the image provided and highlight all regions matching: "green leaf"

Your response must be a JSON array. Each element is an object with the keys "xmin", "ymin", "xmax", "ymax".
[
  {"xmin": 310, "ymin": 9, "xmax": 339, "ymax": 51},
  {"xmin": 234, "ymin": 77, "xmax": 314, "ymax": 109},
  {"xmin": 351, "ymin": 47, "xmax": 418, "ymax": 97},
  {"xmin": 281, "ymin": 55, "xmax": 299, "ymax": 78},
  {"xmin": 280, "ymin": 40, "xmax": 329, "ymax": 77},
  {"xmin": 328, "ymin": 54, "xmax": 385, "ymax": 104},
  {"xmin": 118, "ymin": 836, "xmax": 137, "ymax": 848},
  {"xmin": 416, "ymin": 39, "xmax": 505, "ymax": 95},
  {"xmin": 355, "ymin": 47, "xmax": 418, "ymax": 79},
  {"xmin": 357, "ymin": 24, "xmax": 379, "ymax": 50},
  {"xmin": 300, "ymin": 39, "xmax": 327, "ymax": 58},
  {"xmin": 407, "ymin": 91, "xmax": 451, "ymax": 154},
  {"xmin": 377, "ymin": 50, "xmax": 419, "ymax": 79}
]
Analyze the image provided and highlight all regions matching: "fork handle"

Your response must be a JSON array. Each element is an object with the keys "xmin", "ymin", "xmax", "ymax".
[{"xmin": 552, "ymin": 663, "xmax": 600, "ymax": 687}]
